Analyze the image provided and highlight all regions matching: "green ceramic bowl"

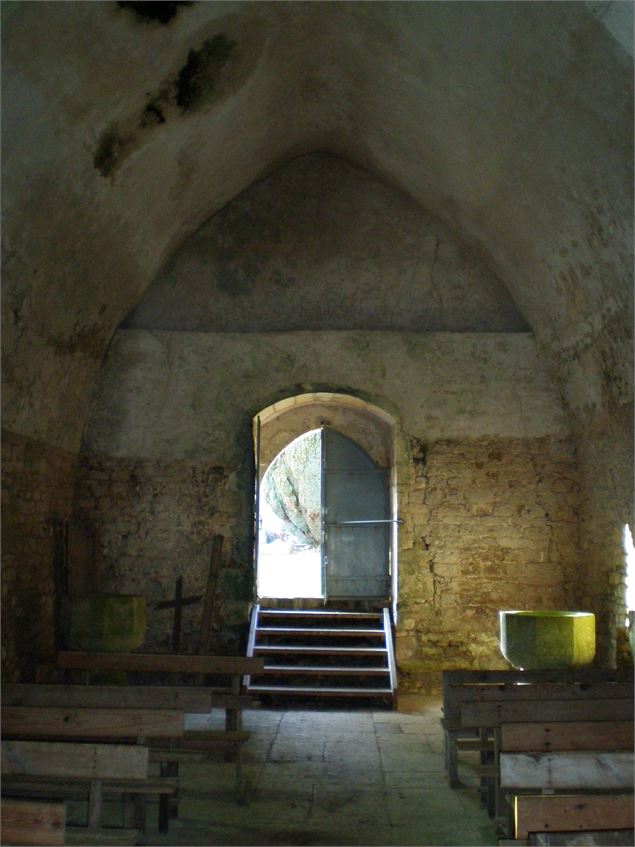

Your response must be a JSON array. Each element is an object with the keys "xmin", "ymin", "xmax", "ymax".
[
  {"xmin": 62, "ymin": 594, "xmax": 146, "ymax": 652},
  {"xmin": 499, "ymin": 610, "xmax": 595, "ymax": 670}
]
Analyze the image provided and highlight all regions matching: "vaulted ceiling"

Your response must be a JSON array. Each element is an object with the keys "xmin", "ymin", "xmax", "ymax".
[{"xmin": 2, "ymin": 1, "xmax": 632, "ymax": 452}]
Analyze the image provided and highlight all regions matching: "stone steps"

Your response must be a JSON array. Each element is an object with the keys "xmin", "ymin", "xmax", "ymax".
[{"xmin": 245, "ymin": 605, "xmax": 397, "ymax": 705}]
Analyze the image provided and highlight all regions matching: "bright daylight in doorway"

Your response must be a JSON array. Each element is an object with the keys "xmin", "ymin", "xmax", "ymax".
[{"xmin": 257, "ymin": 430, "xmax": 323, "ymax": 599}]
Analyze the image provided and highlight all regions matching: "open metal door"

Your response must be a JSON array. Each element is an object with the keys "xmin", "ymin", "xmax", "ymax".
[
  {"xmin": 252, "ymin": 416, "xmax": 261, "ymax": 597},
  {"xmin": 321, "ymin": 428, "xmax": 391, "ymax": 600}
]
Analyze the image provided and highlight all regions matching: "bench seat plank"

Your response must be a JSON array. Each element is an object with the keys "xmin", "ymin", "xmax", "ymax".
[
  {"xmin": 2, "ymin": 706, "xmax": 184, "ymax": 739},
  {"xmin": 2, "ymin": 683, "xmax": 254, "ymax": 712},
  {"xmin": 443, "ymin": 669, "xmax": 633, "ymax": 686},
  {"xmin": 513, "ymin": 793, "xmax": 635, "ymax": 840},
  {"xmin": 65, "ymin": 826, "xmax": 141, "ymax": 845},
  {"xmin": 443, "ymin": 683, "xmax": 633, "ymax": 723},
  {"xmin": 500, "ymin": 751, "xmax": 634, "ymax": 790},
  {"xmin": 0, "ymin": 799, "xmax": 65, "ymax": 846},
  {"xmin": 2, "ymin": 775, "xmax": 179, "ymax": 796},
  {"xmin": 461, "ymin": 698, "xmax": 633, "ymax": 727},
  {"xmin": 2, "ymin": 740, "xmax": 149, "ymax": 780},
  {"xmin": 56, "ymin": 652, "xmax": 264, "ymax": 675},
  {"xmin": 501, "ymin": 721, "xmax": 634, "ymax": 752}
]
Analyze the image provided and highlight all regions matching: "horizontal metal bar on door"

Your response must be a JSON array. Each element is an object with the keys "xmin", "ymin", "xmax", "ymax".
[{"xmin": 328, "ymin": 519, "xmax": 404, "ymax": 526}]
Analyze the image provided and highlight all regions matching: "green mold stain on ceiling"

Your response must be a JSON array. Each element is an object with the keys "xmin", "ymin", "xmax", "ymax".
[{"xmin": 176, "ymin": 34, "xmax": 238, "ymax": 112}]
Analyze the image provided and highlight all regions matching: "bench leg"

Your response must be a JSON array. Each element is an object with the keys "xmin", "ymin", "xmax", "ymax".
[
  {"xmin": 493, "ymin": 728, "xmax": 510, "ymax": 835},
  {"xmin": 235, "ymin": 745, "xmax": 247, "ymax": 805},
  {"xmin": 160, "ymin": 761, "xmax": 179, "ymax": 825},
  {"xmin": 87, "ymin": 780, "xmax": 103, "ymax": 830},
  {"xmin": 479, "ymin": 728, "xmax": 495, "ymax": 814},
  {"xmin": 225, "ymin": 707, "xmax": 239, "ymax": 763},
  {"xmin": 157, "ymin": 793, "xmax": 171, "ymax": 834},
  {"xmin": 132, "ymin": 795, "xmax": 146, "ymax": 833},
  {"xmin": 445, "ymin": 730, "xmax": 459, "ymax": 788}
]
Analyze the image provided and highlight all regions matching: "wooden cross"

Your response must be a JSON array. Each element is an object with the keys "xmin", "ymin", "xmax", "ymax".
[{"xmin": 155, "ymin": 576, "xmax": 202, "ymax": 653}]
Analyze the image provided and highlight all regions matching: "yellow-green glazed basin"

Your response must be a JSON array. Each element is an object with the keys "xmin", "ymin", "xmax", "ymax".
[
  {"xmin": 499, "ymin": 610, "xmax": 595, "ymax": 670},
  {"xmin": 62, "ymin": 594, "xmax": 146, "ymax": 652}
]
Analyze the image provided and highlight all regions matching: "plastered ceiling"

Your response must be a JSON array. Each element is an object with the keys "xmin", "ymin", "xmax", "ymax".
[{"xmin": 2, "ymin": 0, "xmax": 633, "ymax": 452}]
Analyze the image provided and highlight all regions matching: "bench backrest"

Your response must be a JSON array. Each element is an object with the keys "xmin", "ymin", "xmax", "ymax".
[
  {"xmin": 499, "ymin": 718, "xmax": 635, "ymax": 792},
  {"xmin": 1, "ymin": 799, "xmax": 65, "ymax": 846},
  {"xmin": 499, "ymin": 750, "xmax": 634, "ymax": 790},
  {"xmin": 500, "ymin": 720, "xmax": 634, "ymax": 752},
  {"xmin": 56, "ymin": 651, "xmax": 265, "ymax": 675},
  {"xmin": 2, "ymin": 740, "xmax": 149, "ymax": 780},
  {"xmin": 460, "ymin": 697, "xmax": 633, "ymax": 727},
  {"xmin": 3, "ymin": 683, "xmax": 254, "ymax": 712},
  {"xmin": 442, "ymin": 669, "xmax": 633, "ymax": 725},
  {"xmin": 2, "ymin": 706, "xmax": 184, "ymax": 739}
]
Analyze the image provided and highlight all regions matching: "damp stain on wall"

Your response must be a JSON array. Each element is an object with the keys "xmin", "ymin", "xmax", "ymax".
[
  {"xmin": 175, "ymin": 35, "xmax": 237, "ymax": 112},
  {"xmin": 94, "ymin": 20, "xmax": 248, "ymax": 178},
  {"xmin": 117, "ymin": 2, "xmax": 193, "ymax": 26}
]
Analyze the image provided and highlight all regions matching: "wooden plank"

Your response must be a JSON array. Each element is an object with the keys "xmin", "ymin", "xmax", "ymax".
[
  {"xmin": 56, "ymin": 651, "xmax": 265, "ymax": 675},
  {"xmin": 443, "ymin": 669, "xmax": 633, "ymax": 686},
  {"xmin": 0, "ymin": 799, "xmax": 65, "ymax": 846},
  {"xmin": 514, "ymin": 793, "xmax": 634, "ymax": 840},
  {"xmin": 2, "ymin": 741, "xmax": 149, "ymax": 780},
  {"xmin": 2, "ymin": 776, "xmax": 178, "ymax": 804},
  {"xmin": 443, "ymin": 682, "xmax": 633, "ymax": 725},
  {"xmin": 198, "ymin": 534, "xmax": 223, "ymax": 655},
  {"xmin": 531, "ymin": 830, "xmax": 635, "ymax": 846},
  {"xmin": 65, "ymin": 826, "xmax": 141, "ymax": 845},
  {"xmin": 460, "ymin": 698, "xmax": 633, "ymax": 728},
  {"xmin": 2, "ymin": 706, "xmax": 184, "ymax": 739},
  {"xmin": 183, "ymin": 730, "xmax": 251, "ymax": 743},
  {"xmin": 500, "ymin": 751, "xmax": 634, "ymax": 789},
  {"xmin": 67, "ymin": 519, "xmax": 101, "ymax": 595},
  {"xmin": 501, "ymin": 721, "xmax": 634, "ymax": 752},
  {"xmin": 2, "ymin": 683, "xmax": 255, "ymax": 712}
]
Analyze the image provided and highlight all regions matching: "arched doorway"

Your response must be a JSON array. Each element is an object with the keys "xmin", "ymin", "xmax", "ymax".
[
  {"xmin": 256, "ymin": 426, "xmax": 391, "ymax": 602},
  {"xmin": 253, "ymin": 393, "xmax": 399, "ymax": 613},
  {"xmin": 248, "ymin": 394, "xmax": 400, "ymax": 704}
]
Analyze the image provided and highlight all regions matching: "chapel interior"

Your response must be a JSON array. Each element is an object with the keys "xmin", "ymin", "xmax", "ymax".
[{"xmin": 1, "ymin": 2, "xmax": 633, "ymax": 845}]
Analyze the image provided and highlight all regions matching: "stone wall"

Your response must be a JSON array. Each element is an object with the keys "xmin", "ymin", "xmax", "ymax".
[
  {"xmin": 1, "ymin": 429, "xmax": 77, "ymax": 681},
  {"xmin": 397, "ymin": 435, "xmax": 579, "ymax": 690},
  {"xmin": 576, "ymin": 405, "xmax": 634, "ymax": 667},
  {"xmin": 73, "ymin": 455, "xmax": 251, "ymax": 654},
  {"xmin": 76, "ymin": 329, "xmax": 584, "ymax": 687}
]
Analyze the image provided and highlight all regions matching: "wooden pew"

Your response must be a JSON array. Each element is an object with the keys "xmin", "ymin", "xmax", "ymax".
[
  {"xmin": 441, "ymin": 668, "xmax": 633, "ymax": 790},
  {"xmin": 1, "ymin": 708, "xmax": 182, "ymax": 833},
  {"xmin": 55, "ymin": 652, "xmax": 264, "ymax": 733},
  {"xmin": 1, "ymin": 740, "xmax": 167, "ymax": 844},
  {"xmin": 2, "ymin": 687, "xmax": 255, "ymax": 803},
  {"xmin": 1, "ymin": 799, "xmax": 65, "ymax": 846},
  {"xmin": 499, "ymin": 720, "xmax": 634, "ymax": 842}
]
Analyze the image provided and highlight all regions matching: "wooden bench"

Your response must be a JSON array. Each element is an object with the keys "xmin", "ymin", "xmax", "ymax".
[
  {"xmin": 1, "ymin": 739, "xmax": 165, "ymax": 844},
  {"xmin": 499, "ymin": 720, "xmax": 634, "ymax": 843},
  {"xmin": 1, "ymin": 799, "xmax": 65, "ymax": 846},
  {"xmin": 3, "ymin": 683, "xmax": 258, "ymax": 803},
  {"xmin": 55, "ymin": 652, "xmax": 264, "ymax": 733},
  {"xmin": 1, "ymin": 706, "xmax": 183, "ymax": 834},
  {"xmin": 441, "ymin": 669, "xmax": 633, "ymax": 792}
]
